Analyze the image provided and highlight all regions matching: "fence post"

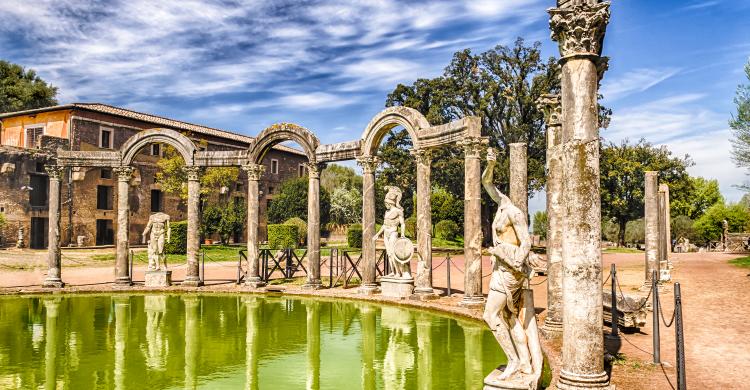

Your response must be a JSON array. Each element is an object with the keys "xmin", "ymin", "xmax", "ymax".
[
  {"xmin": 674, "ymin": 282, "xmax": 686, "ymax": 390},
  {"xmin": 611, "ymin": 263, "xmax": 619, "ymax": 337},
  {"xmin": 652, "ymin": 269, "xmax": 660, "ymax": 364},
  {"xmin": 446, "ymin": 254, "xmax": 452, "ymax": 297}
]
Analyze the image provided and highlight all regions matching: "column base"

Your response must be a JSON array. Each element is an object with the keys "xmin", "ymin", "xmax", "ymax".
[
  {"xmin": 411, "ymin": 287, "xmax": 439, "ymax": 300},
  {"xmin": 459, "ymin": 295, "xmax": 486, "ymax": 308},
  {"xmin": 244, "ymin": 277, "xmax": 267, "ymax": 289},
  {"xmin": 115, "ymin": 277, "xmax": 133, "ymax": 286},
  {"xmin": 302, "ymin": 280, "xmax": 323, "ymax": 290},
  {"xmin": 42, "ymin": 279, "xmax": 65, "ymax": 288},
  {"xmin": 358, "ymin": 283, "xmax": 380, "ymax": 295},
  {"xmin": 181, "ymin": 277, "xmax": 203, "ymax": 287},
  {"xmin": 541, "ymin": 318, "xmax": 563, "ymax": 338},
  {"xmin": 557, "ymin": 369, "xmax": 611, "ymax": 390}
]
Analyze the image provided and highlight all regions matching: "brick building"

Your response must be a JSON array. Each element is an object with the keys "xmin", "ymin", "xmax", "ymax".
[{"xmin": 0, "ymin": 103, "xmax": 307, "ymax": 248}]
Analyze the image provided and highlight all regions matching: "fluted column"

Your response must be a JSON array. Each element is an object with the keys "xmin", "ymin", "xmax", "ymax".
[
  {"xmin": 509, "ymin": 143, "xmax": 529, "ymax": 222},
  {"xmin": 43, "ymin": 166, "xmax": 64, "ymax": 288},
  {"xmin": 538, "ymin": 94, "xmax": 564, "ymax": 337},
  {"xmin": 460, "ymin": 137, "xmax": 487, "ymax": 306},
  {"xmin": 114, "ymin": 166, "xmax": 134, "ymax": 285},
  {"xmin": 242, "ymin": 164, "xmax": 266, "ymax": 288},
  {"xmin": 183, "ymin": 166, "xmax": 202, "ymax": 287},
  {"xmin": 303, "ymin": 163, "xmax": 324, "ymax": 290},
  {"xmin": 549, "ymin": 1, "xmax": 611, "ymax": 388},
  {"xmin": 644, "ymin": 171, "xmax": 659, "ymax": 285},
  {"xmin": 357, "ymin": 156, "xmax": 379, "ymax": 294},
  {"xmin": 412, "ymin": 149, "xmax": 434, "ymax": 296}
]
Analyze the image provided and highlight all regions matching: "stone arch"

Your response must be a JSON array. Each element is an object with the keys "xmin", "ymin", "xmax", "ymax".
[
  {"xmin": 248, "ymin": 123, "xmax": 319, "ymax": 163},
  {"xmin": 360, "ymin": 106, "xmax": 430, "ymax": 156},
  {"xmin": 120, "ymin": 128, "xmax": 197, "ymax": 166}
]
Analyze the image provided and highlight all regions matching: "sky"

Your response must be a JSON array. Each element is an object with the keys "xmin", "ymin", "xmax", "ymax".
[{"xmin": 0, "ymin": 0, "xmax": 748, "ymax": 214}]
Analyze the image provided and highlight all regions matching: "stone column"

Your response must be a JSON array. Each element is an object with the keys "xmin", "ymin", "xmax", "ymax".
[
  {"xmin": 412, "ymin": 148, "xmax": 434, "ymax": 296},
  {"xmin": 244, "ymin": 296, "xmax": 261, "ymax": 390},
  {"xmin": 360, "ymin": 304, "xmax": 377, "ymax": 390},
  {"xmin": 460, "ymin": 137, "xmax": 487, "ymax": 306},
  {"xmin": 114, "ymin": 166, "xmax": 134, "ymax": 286},
  {"xmin": 303, "ymin": 163, "xmax": 324, "ymax": 290},
  {"xmin": 242, "ymin": 164, "xmax": 266, "ymax": 288},
  {"xmin": 183, "ymin": 166, "xmax": 202, "ymax": 287},
  {"xmin": 644, "ymin": 171, "xmax": 659, "ymax": 284},
  {"xmin": 43, "ymin": 298, "xmax": 60, "ymax": 390},
  {"xmin": 43, "ymin": 166, "xmax": 65, "ymax": 288},
  {"xmin": 415, "ymin": 313, "xmax": 433, "ymax": 390},
  {"xmin": 461, "ymin": 322, "xmax": 484, "ymax": 389},
  {"xmin": 549, "ymin": 2, "xmax": 611, "ymax": 388},
  {"xmin": 357, "ymin": 156, "xmax": 379, "ymax": 294},
  {"xmin": 509, "ymin": 142, "xmax": 529, "ymax": 222},
  {"xmin": 183, "ymin": 296, "xmax": 200, "ymax": 390},
  {"xmin": 538, "ymin": 94, "xmax": 564, "ymax": 337},
  {"xmin": 306, "ymin": 301, "xmax": 321, "ymax": 390},
  {"xmin": 659, "ymin": 184, "xmax": 671, "ymax": 257},
  {"xmin": 113, "ymin": 296, "xmax": 130, "ymax": 390}
]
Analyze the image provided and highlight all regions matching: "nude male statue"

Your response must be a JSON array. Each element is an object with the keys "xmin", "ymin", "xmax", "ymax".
[
  {"xmin": 373, "ymin": 186, "xmax": 411, "ymax": 278},
  {"xmin": 142, "ymin": 212, "xmax": 171, "ymax": 271},
  {"xmin": 481, "ymin": 148, "xmax": 543, "ymax": 382}
]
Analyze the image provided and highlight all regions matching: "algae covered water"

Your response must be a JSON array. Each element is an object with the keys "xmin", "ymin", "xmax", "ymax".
[{"xmin": 0, "ymin": 294, "xmax": 505, "ymax": 389}]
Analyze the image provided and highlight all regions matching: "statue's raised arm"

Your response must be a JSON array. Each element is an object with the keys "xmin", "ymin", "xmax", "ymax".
[{"xmin": 482, "ymin": 148, "xmax": 510, "ymax": 205}]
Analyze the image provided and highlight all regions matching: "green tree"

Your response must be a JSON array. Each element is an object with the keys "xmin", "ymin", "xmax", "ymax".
[
  {"xmin": 0, "ymin": 61, "xmax": 58, "ymax": 113},
  {"xmin": 320, "ymin": 164, "xmax": 362, "ymax": 193},
  {"xmin": 431, "ymin": 186, "xmax": 463, "ymax": 227},
  {"xmin": 624, "ymin": 218, "xmax": 645, "ymax": 245},
  {"xmin": 156, "ymin": 146, "xmax": 239, "ymax": 200},
  {"xmin": 682, "ymin": 177, "xmax": 723, "ymax": 220},
  {"xmin": 267, "ymin": 177, "xmax": 330, "ymax": 225},
  {"xmin": 600, "ymin": 139, "xmax": 693, "ymax": 246},
  {"xmin": 329, "ymin": 187, "xmax": 362, "ymax": 225},
  {"xmin": 202, "ymin": 202, "xmax": 246, "ymax": 244},
  {"xmin": 671, "ymin": 215, "xmax": 696, "ymax": 242},
  {"xmin": 693, "ymin": 202, "xmax": 750, "ymax": 244},
  {"xmin": 730, "ymin": 61, "xmax": 750, "ymax": 188},
  {"xmin": 532, "ymin": 210, "xmax": 548, "ymax": 240}
]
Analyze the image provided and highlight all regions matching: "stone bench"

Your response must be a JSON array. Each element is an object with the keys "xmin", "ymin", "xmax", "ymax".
[{"xmin": 602, "ymin": 290, "xmax": 648, "ymax": 331}]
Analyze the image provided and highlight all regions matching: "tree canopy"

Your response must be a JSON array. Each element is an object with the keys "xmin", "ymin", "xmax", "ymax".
[
  {"xmin": 156, "ymin": 145, "xmax": 239, "ymax": 200},
  {"xmin": 600, "ymin": 139, "xmax": 693, "ymax": 245},
  {"xmin": 267, "ymin": 177, "xmax": 330, "ymax": 225},
  {"xmin": 0, "ymin": 60, "xmax": 58, "ymax": 113},
  {"xmin": 730, "ymin": 61, "xmax": 750, "ymax": 189}
]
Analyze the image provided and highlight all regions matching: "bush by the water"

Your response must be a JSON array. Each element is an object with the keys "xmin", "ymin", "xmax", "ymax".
[
  {"xmin": 347, "ymin": 223, "xmax": 363, "ymax": 248},
  {"xmin": 435, "ymin": 219, "xmax": 460, "ymax": 240},
  {"xmin": 284, "ymin": 217, "xmax": 307, "ymax": 245},
  {"xmin": 165, "ymin": 221, "xmax": 188, "ymax": 254},
  {"xmin": 268, "ymin": 224, "xmax": 298, "ymax": 249}
]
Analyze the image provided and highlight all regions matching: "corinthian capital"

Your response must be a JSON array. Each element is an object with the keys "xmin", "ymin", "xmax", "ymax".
[
  {"xmin": 113, "ymin": 166, "xmax": 135, "ymax": 182},
  {"xmin": 410, "ymin": 148, "xmax": 432, "ymax": 166},
  {"xmin": 536, "ymin": 94, "xmax": 562, "ymax": 128},
  {"xmin": 183, "ymin": 166, "xmax": 201, "ymax": 181},
  {"xmin": 242, "ymin": 163, "xmax": 265, "ymax": 181},
  {"xmin": 356, "ymin": 156, "xmax": 379, "ymax": 175},
  {"xmin": 460, "ymin": 137, "xmax": 489, "ymax": 158},
  {"xmin": 549, "ymin": 2, "xmax": 610, "ymax": 58},
  {"xmin": 305, "ymin": 162, "xmax": 326, "ymax": 179},
  {"xmin": 45, "ymin": 165, "xmax": 65, "ymax": 180}
]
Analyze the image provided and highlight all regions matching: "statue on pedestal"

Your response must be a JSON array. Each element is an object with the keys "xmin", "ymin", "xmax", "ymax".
[
  {"xmin": 481, "ymin": 148, "xmax": 543, "ymax": 389},
  {"xmin": 374, "ymin": 186, "xmax": 412, "ymax": 279},
  {"xmin": 142, "ymin": 212, "xmax": 171, "ymax": 271}
]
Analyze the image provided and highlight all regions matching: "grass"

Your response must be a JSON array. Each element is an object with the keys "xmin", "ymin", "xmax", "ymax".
[
  {"xmin": 431, "ymin": 237, "xmax": 464, "ymax": 249},
  {"xmin": 729, "ymin": 256, "xmax": 750, "ymax": 268},
  {"xmin": 603, "ymin": 247, "xmax": 644, "ymax": 254}
]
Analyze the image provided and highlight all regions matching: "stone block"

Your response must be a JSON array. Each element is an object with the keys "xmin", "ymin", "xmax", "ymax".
[
  {"xmin": 145, "ymin": 270, "xmax": 172, "ymax": 287},
  {"xmin": 380, "ymin": 276, "xmax": 414, "ymax": 298},
  {"xmin": 484, "ymin": 367, "xmax": 538, "ymax": 390}
]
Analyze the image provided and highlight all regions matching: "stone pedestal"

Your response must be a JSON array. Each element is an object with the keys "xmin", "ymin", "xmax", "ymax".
[
  {"xmin": 484, "ymin": 368, "xmax": 538, "ymax": 390},
  {"xmin": 145, "ymin": 270, "xmax": 172, "ymax": 287},
  {"xmin": 380, "ymin": 277, "xmax": 414, "ymax": 299}
]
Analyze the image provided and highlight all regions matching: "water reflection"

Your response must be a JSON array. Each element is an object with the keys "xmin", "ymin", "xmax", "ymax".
[{"xmin": 0, "ymin": 295, "xmax": 506, "ymax": 389}]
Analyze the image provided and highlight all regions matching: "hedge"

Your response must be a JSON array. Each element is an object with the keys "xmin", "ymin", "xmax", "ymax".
[
  {"xmin": 435, "ymin": 219, "xmax": 460, "ymax": 240},
  {"xmin": 405, "ymin": 216, "xmax": 417, "ymax": 239},
  {"xmin": 284, "ymin": 217, "xmax": 307, "ymax": 245},
  {"xmin": 165, "ymin": 221, "xmax": 188, "ymax": 254},
  {"xmin": 268, "ymin": 224, "xmax": 298, "ymax": 249},
  {"xmin": 347, "ymin": 223, "xmax": 362, "ymax": 249}
]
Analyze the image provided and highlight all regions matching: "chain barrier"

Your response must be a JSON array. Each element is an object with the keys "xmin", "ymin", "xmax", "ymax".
[
  {"xmin": 658, "ymin": 293, "xmax": 677, "ymax": 328},
  {"xmin": 431, "ymin": 256, "xmax": 448, "ymax": 271},
  {"xmin": 602, "ymin": 271, "xmax": 611, "ymax": 286},
  {"xmin": 613, "ymin": 271, "xmax": 652, "ymax": 311}
]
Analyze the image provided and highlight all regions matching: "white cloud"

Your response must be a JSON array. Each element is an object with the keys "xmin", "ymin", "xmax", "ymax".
[{"xmin": 601, "ymin": 68, "xmax": 681, "ymax": 102}]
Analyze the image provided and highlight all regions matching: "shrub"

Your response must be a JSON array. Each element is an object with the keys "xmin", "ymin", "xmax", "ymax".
[
  {"xmin": 267, "ymin": 177, "xmax": 331, "ymax": 225},
  {"xmin": 165, "ymin": 221, "xmax": 188, "ymax": 254},
  {"xmin": 284, "ymin": 217, "xmax": 307, "ymax": 245},
  {"xmin": 435, "ymin": 219, "xmax": 460, "ymax": 240},
  {"xmin": 347, "ymin": 223, "xmax": 363, "ymax": 248},
  {"xmin": 268, "ymin": 224, "xmax": 298, "ymax": 249},
  {"xmin": 405, "ymin": 216, "xmax": 417, "ymax": 239}
]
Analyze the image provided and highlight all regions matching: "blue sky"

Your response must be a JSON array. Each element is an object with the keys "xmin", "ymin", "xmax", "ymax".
[{"xmin": 1, "ymin": 0, "xmax": 748, "ymax": 213}]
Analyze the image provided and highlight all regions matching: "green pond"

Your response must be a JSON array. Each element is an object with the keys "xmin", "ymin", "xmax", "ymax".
[{"xmin": 0, "ymin": 294, "xmax": 506, "ymax": 389}]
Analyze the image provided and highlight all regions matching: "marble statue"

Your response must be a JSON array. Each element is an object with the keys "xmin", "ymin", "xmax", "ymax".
[
  {"xmin": 142, "ymin": 212, "xmax": 171, "ymax": 271},
  {"xmin": 481, "ymin": 148, "xmax": 543, "ymax": 389},
  {"xmin": 374, "ymin": 186, "xmax": 412, "ymax": 279}
]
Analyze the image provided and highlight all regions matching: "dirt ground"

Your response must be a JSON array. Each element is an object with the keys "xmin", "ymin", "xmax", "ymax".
[{"xmin": 1, "ymin": 248, "xmax": 747, "ymax": 389}]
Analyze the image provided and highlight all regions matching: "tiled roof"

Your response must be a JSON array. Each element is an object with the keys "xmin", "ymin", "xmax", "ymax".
[{"xmin": 0, "ymin": 103, "xmax": 305, "ymax": 156}]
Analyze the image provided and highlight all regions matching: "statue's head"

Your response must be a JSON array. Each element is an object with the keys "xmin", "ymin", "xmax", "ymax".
[{"xmin": 384, "ymin": 186, "xmax": 403, "ymax": 210}]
